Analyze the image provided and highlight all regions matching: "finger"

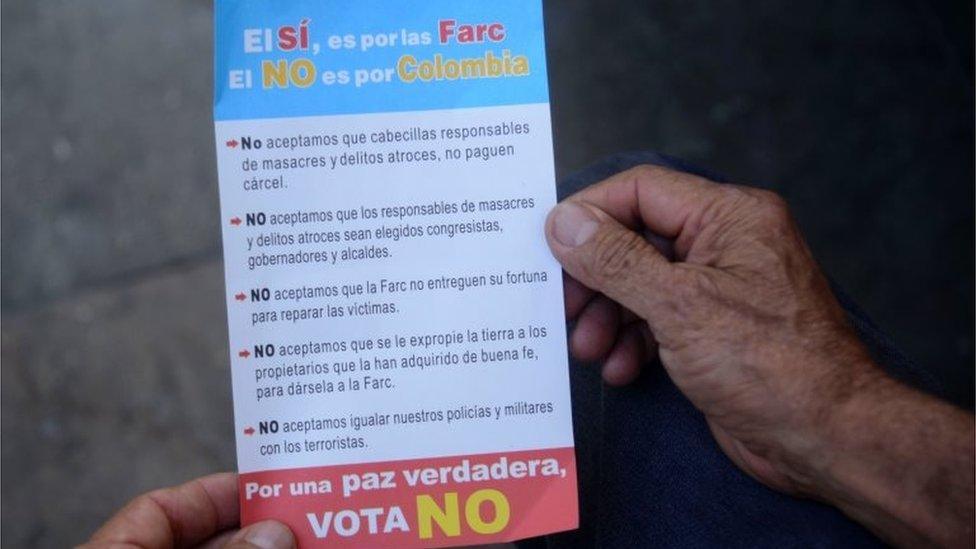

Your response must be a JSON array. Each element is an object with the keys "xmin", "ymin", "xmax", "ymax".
[
  {"xmin": 563, "ymin": 274, "xmax": 595, "ymax": 320},
  {"xmin": 570, "ymin": 295, "xmax": 620, "ymax": 362},
  {"xmin": 619, "ymin": 305, "xmax": 640, "ymax": 325},
  {"xmin": 83, "ymin": 473, "xmax": 239, "ymax": 549},
  {"xmin": 567, "ymin": 164, "xmax": 723, "ymax": 257},
  {"xmin": 199, "ymin": 529, "xmax": 238, "ymax": 548},
  {"xmin": 546, "ymin": 200, "xmax": 674, "ymax": 322},
  {"xmin": 638, "ymin": 322, "xmax": 658, "ymax": 356},
  {"xmin": 618, "ymin": 310, "xmax": 661, "ymax": 355},
  {"xmin": 224, "ymin": 520, "xmax": 296, "ymax": 549},
  {"xmin": 601, "ymin": 322, "xmax": 648, "ymax": 386},
  {"xmin": 645, "ymin": 230, "xmax": 676, "ymax": 261}
]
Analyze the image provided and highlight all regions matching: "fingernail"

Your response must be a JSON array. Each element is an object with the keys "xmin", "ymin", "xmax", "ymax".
[
  {"xmin": 551, "ymin": 202, "xmax": 600, "ymax": 247},
  {"xmin": 243, "ymin": 521, "xmax": 294, "ymax": 549}
]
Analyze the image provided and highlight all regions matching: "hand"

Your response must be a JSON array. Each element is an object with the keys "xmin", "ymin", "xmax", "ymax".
[
  {"xmin": 79, "ymin": 473, "xmax": 295, "ymax": 549},
  {"xmin": 548, "ymin": 164, "xmax": 870, "ymax": 492},
  {"xmin": 545, "ymin": 165, "xmax": 974, "ymax": 547}
]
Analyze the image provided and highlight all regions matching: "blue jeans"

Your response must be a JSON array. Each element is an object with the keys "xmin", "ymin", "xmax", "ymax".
[{"xmin": 528, "ymin": 152, "xmax": 945, "ymax": 548}]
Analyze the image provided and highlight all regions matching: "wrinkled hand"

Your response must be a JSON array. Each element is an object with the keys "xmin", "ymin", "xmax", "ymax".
[
  {"xmin": 79, "ymin": 473, "xmax": 295, "ymax": 549},
  {"xmin": 546, "ymin": 164, "xmax": 871, "ymax": 492},
  {"xmin": 545, "ymin": 165, "xmax": 974, "ymax": 547}
]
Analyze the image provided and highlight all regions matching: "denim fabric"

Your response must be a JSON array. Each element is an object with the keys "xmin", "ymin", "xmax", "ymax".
[{"xmin": 524, "ymin": 152, "xmax": 945, "ymax": 548}]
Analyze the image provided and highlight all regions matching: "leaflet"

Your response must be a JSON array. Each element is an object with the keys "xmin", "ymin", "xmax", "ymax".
[{"xmin": 214, "ymin": 2, "xmax": 577, "ymax": 546}]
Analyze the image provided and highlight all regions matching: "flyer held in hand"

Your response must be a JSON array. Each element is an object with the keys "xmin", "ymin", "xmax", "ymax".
[{"xmin": 213, "ymin": 1, "xmax": 578, "ymax": 546}]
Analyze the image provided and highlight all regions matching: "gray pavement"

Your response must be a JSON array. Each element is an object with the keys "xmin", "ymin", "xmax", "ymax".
[
  {"xmin": 2, "ymin": 0, "xmax": 973, "ymax": 546},
  {"xmin": 2, "ymin": 260, "xmax": 232, "ymax": 546}
]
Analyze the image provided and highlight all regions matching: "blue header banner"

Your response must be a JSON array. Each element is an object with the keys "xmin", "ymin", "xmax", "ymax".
[{"xmin": 214, "ymin": 0, "xmax": 549, "ymax": 121}]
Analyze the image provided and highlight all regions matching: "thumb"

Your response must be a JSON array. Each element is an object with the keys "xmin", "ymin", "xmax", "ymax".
[
  {"xmin": 224, "ymin": 520, "xmax": 296, "ymax": 549},
  {"xmin": 545, "ymin": 200, "xmax": 673, "ymax": 320}
]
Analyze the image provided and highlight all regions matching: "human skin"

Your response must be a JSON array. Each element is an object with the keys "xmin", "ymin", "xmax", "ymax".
[
  {"xmin": 82, "ymin": 165, "xmax": 973, "ymax": 548},
  {"xmin": 77, "ymin": 473, "xmax": 294, "ymax": 549},
  {"xmin": 545, "ymin": 165, "xmax": 975, "ymax": 548}
]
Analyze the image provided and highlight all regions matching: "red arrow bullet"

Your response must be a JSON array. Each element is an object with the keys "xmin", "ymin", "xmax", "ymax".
[
  {"xmin": 230, "ymin": 217, "xmax": 242, "ymax": 226},
  {"xmin": 243, "ymin": 426, "xmax": 255, "ymax": 436},
  {"xmin": 235, "ymin": 292, "xmax": 247, "ymax": 301},
  {"xmin": 226, "ymin": 139, "xmax": 239, "ymax": 148},
  {"xmin": 239, "ymin": 349, "xmax": 251, "ymax": 358}
]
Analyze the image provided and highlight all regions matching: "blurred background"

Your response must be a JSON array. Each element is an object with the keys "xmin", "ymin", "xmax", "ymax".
[{"xmin": 2, "ymin": 1, "xmax": 973, "ymax": 546}]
